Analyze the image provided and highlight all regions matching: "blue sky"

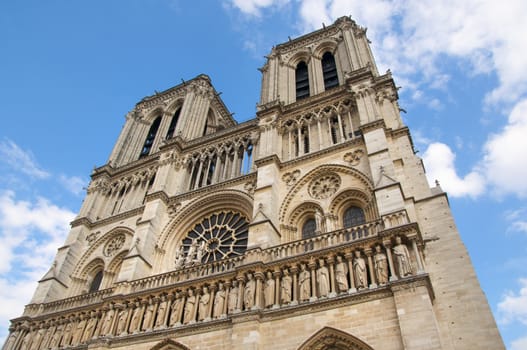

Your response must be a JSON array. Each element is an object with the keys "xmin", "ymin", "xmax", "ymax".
[{"xmin": 1, "ymin": 1, "xmax": 526, "ymax": 348}]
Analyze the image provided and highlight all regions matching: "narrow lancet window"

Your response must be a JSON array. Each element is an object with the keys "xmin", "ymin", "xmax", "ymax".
[
  {"xmin": 88, "ymin": 270, "xmax": 103, "ymax": 293},
  {"xmin": 302, "ymin": 218, "xmax": 317, "ymax": 239},
  {"xmin": 322, "ymin": 52, "xmax": 339, "ymax": 90},
  {"xmin": 166, "ymin": 108, "xmax": 181, "ymax": 139},
  {"xmin": 343, "ymin": 206, "xmax": 366, "ymax": 228},
  {"xmin": 296, "ymin": 61, "xmax": 310, "ymax": 100},
  {"xmin": 139, "ymin": 116, "xmax": 161, "ymax": 158}
]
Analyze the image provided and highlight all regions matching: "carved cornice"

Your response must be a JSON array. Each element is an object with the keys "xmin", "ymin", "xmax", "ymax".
[
  {"xmin": 72, "ymin": 207, "xmax": 144, "ymax": 229},
  {"xmin": 359, "ymin": 119, "xmax": 386, "ymax": 134}
]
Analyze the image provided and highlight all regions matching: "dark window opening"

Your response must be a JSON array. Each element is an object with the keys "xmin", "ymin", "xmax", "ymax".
[
  {"xmin": 166, "ymin": 108, "xmax": 181, "ymax": 139},
  {"xmin": 302, "ymin": 218, "xmax": 317, "ymax": 239},
  {"xmin": 343, "ymin": 206, "xmax": 366, "ymax": 228},
  {"xmin": 322, "ymin": 52, "xmax": 339, "ymax": 90},
  {"xmin": 140, "ymin": 116, "xmax": 161, "ymax": 158},
  {"xmin": 296, "ymin": 61, "xmax": 310, "ymax": 100},
  {"xmin": 89, "ymin": 270, "xmax": 103, "ymax": 293}
]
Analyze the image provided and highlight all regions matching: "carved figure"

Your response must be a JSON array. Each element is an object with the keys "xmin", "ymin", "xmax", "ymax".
[
  {"xmin": 71, "ymin": 318, "xmax": 87, "ymax": 345},
  {"xmin": 281, "ymin": 268, "xmax": 292, "ymax": 304},
  {"xmin": 228, "ymin": 280, "xmax": 239, "ymax": 313},
  {"xmin": 198, "ymin": 286, "xmax": 211, "ymax": 321},
  {"xmin": 264, "ymin": 271, "xmax": 275, "ymax": 307},
  {"xmin": 142, "ymin": 300, "xmax": 155, "ymax": 331},
  {"xmin": 129, "ymin": 303, "xmax": 142, "ymax": 333},
  {"xmin": 4, "ymin": 331, "xmax": 18, "ymax": 350},
  {"xmin": 155, "ymin": 296, "xmax": 168, "ymax": 328},
  {"xmin": 100, "ymin": 306, "xmax": 115, "ymax": 336},
  {"xmin": 195, "ymin": 240, "xmax": 206, "ymax": 264},
  {"xmin": 185, "ymin": 239, "xmax": 198, "ymax": 265},
  {"xmin": 60, "ymin": 321, "xmax": 73, "ymax": 346},
  {"xmin": 49, "ymin": 324, "xmax": 63, "ymax": 348},
  {"xmin": 393, "ymin": 237, "xmax": 413, "ymax": 277},
  {"xmin": 244, "ymin": 273, "xmax": 256, "ymax": 310},
  {"xmin": 183, "ymin": 289, "xmax": 196, "ymax": 324},
  {"xmin": 299, "ymin": 264, "xmax": 311, "ymax": 301},
  {"xmin": 213, "ymin": 283, "xmax": 226, "ymax": 318},
  {"xmin": 353, "ymin": 251, "xmax": 368, "ymax": 289},
  {"xmin": 82, "ymin": 312, "xmax": 98, "ymax": 341},
  {"xmin": 170, "ymin": 292, "xmax": 185, "ymax": 326},
  {"xmin": 374, "ymin": 245, "xmax": 389, "ymax": 284},
  {"xmin": 30, "ymin": 328, "xmax": 44, "ymax": 350},
  {"xmin": 317, "ymin": 259, "xmax": 330, "ymax": 297},
  {"xmin": 116, "ymin": 308, "xmax": 129, "ymax": 335},
  {"xmin": 335, "ymin": 256, "xmax": 348, "ymax": 292},
  {"xmin": 19, "ymin": 331, "xmax": 32, "ymax": 350},
  {"xmin": 174, "ymin": 245, "xmax": 185, "ymax": 269}
]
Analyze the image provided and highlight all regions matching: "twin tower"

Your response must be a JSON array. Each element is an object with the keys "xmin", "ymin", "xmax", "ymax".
[{"xmin": 4, "ymin": 16, "xmax": 504, "ymax": 350}]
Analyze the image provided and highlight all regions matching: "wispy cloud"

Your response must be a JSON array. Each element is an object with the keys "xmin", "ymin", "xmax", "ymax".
[
  {"xmin": 0, "ymin": 190, "xmax": 75, "ymax": 341},
  {"xmin": 59, "ymin": 174, "xmax": 88, "ymax": 197},
  {"xmin": 498, "ymin": 277, "xmax": 527, "ymax": 326},
  {"xmin": 0, "ymin": 138, "xmax": 49, "ymax": 179}
]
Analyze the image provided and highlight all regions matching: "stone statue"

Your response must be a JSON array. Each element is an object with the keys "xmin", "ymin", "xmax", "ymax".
[
  {"xmin": 60, "ymin": 321, "xmax": 73, "ymax": 346},
  {"xmin": 129, "ymin": 303, "xmax": 142, "ymax": 333},
  {"xmin": 49, "ymin": 324, "xmax": 63, "ymax": 348},
  {"xmin": 353, "ymin": 251, "xmax": 368, "ymax": 289},
  {"xmin": 198, "ymin": 286, "xmax": 211, "ymax": 321},
  {"xmin": 155, "ymin": 295, "xmax": 168, "ymax": 328},
  {"xmin": 142, "ymin": 299, "xmax": 155, "ymax": 331},
  {"xmin": 393, "ymin": 236, "xmax": 413, "ymax": 277},
  {"xmin": 116, "ymin": 308, "xmax": 129, "ymax": 335},
  {"xmin": 281, "ymin": 268, "xmax": 292, "ymax": 304},
  {"xmin": 299, "ymin": 264, "xmax": 311, "ymax": 302},
  {"xmin": 213, "ymin": 283, "xmax": 226, "ymax": 318},
  {"xmin": 244, "ymin": 273, "xmax": 256, "ymax": 310},
  {"xmin": 174, "ymin": 245, "xmax": 185, "ymax": 269},
  {"xmin": 4, "ymin": 331, "xmax": 18, "ymax": 350},
  {"xmin": 335, "ymin": 255, "xmax": 348, "ymax": 292},
  {"xmin": 183, "ymin": 289, "xmax": 196, "ymax": 324},
  {"xmin": 264, "ymin": 271, "xmax": 275, "ymax": 307},
  {"xmin": 374, "ymin": 245, "xmax": 389, "ymax": 284},
  {"xmin": 317, "ymin": 259, "xmax": 330, "ymax": 297},
  {"xmin": 228, "ymin": 280, "xmax": 239, "ymax": 313},
  {"xmin": 101, "ymin": 306, "xmax": 115, "ymax": 336},
  {"xmin": 185, "ymin": 239, "xmax": 198, "ymax": 265},
  {"xmin": 19, "ymin": 331, "xmax": 32, "ymax": 350},
  {"xmin": 30, "ymin": 328, "xmax": 44, "ymax": 350},
  {"xmin": 170, "ymin": 292, "xmax": 185, "ymax": 326},
  {"xmin": 315, "ymin": 209, "xmax": 324, "ymax": 233},
  {"xmin": 195, "ymin": 240, "xmax": 206, "ymax": 264},
  {"xmin": 71, "ymin": 317, "xmax": 86, "ymax": 345},
  {"xmin": 82, "ymin": 312, "xmax": 98, "ymax": 341}
]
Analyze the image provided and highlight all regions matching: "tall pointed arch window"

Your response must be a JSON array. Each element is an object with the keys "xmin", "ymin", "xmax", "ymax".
[
  {"xmin": 322, "ymin": 52, "xmax": 339, "ymax": 90},
  {"xmin": 343, "ymin": 206, "xmax": 366, "ymax": 228},
  {"xmin": 88, "ymin": 270, "xmax": 103, "ymax": 293},
  {"xmin": 295, "ymin": 61, "xmax": 310, "ymax": 100},
  {"xmin": 140, "ymin": 116, "xmax": 161, "ymax": 158},
  {"xmin": 166, "ymin": 108, "xmax": 181, "ymax": 139}
]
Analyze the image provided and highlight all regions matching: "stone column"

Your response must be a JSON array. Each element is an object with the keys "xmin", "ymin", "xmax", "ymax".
[
  {"xmin": 291, "ymin": 265, "xmax": 299, "ymax": 305},
  {"xmin": 308, "ymin": 260, "xmax": 317, "ymax": 301},
  {"xmin": 365, "ymin": 248, "xmax": 377, "ymax": 289},
  {"xmin": 345, "ymin": 251, "xmax": 357, "ymax": 293},
  {"xmin": 236, "ymin": 276, "xmax": 245, "ymax": 311},
  {"xmin": 327, "ymin": 256, "xmax": 337, "ymax": 297},
  {"xmin": 384, "ymin": 241, "xmax": 398, "ymax": 281},
  {"xmin": 273, "ymin": 270, "xmax": 281, "ymax": 308}
]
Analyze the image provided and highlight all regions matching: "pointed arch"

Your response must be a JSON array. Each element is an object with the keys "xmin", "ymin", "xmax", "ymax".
[
  {"xmin": 150, "ymin": 338, "xmax": 190, "ymax": 350},
  {"xmin": 298, "ymin": 327, "xmax": 374, "ymax": 350}
]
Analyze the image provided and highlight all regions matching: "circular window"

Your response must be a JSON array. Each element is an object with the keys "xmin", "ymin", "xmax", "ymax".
[
  {"xmin": 308, "ymin": 173, "xmax": 341, "ymax": 199},
  {"xmin": 182, "ymin": 211, "xmax": 249, "ymax": 263}
]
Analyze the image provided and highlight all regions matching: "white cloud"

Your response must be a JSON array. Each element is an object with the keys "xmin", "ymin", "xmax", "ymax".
[
  {"xmin": 422, "ymin": 142, "xmax": 485, "ymax": 198},
  {"xmin": 498, "ymin": 278, "xmax": 527, "ymax": 326},
  {"xmin": 505, "ymin": 208, "xmax": 527, "ymax": 234},
  {"xmin": 483, "ymin": 98, "xmax": 527, "ymax": 197},
  {"xmin": 0, "ymin": 139, "xmax": 49, "ymax": 179},
  {"xmin": 0, "ymin": 190, "xmax": 75, "ymax": 339},
  {"xmin": 511, "ymin": 335, "xmax": 527, "ymax": 350},
  {"xmin": 229, "ymin": 0, "xmax": 289, "ymax": 17},
  {"xmin": 59, "ymin": 174, "xmax": 88, "ymax": 196}
]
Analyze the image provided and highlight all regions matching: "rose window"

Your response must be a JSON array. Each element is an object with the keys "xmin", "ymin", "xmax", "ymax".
[
  {"xmin": 182, "ymin": 211, "xmax": 249, "ymax": 263},
  {"xmin": 308, "ymin": 173, "xmax": 341, "ymax": 199}
]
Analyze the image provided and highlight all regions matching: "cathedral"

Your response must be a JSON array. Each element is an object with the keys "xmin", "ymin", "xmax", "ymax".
[{"xmin": 3, "ymin": 16, "xmax": 504, "ymax": 350}]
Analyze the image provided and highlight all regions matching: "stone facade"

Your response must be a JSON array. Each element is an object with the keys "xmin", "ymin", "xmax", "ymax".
[{"xmin": 3, "ymin": 16, "xmax": 504, "ymax": 350}]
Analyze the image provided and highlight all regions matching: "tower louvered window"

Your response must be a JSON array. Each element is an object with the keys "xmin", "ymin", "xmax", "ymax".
[
  {"xmin": 166, "ymin": 108, "xmax": 181, "ymax": 139},
  {"xmin": 322, "ymin": 52, "xmax": 339, "ymax": 90},
  {"xmin": 296, "ymin": 61, "xmax": 310, "ymax": 100}
]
